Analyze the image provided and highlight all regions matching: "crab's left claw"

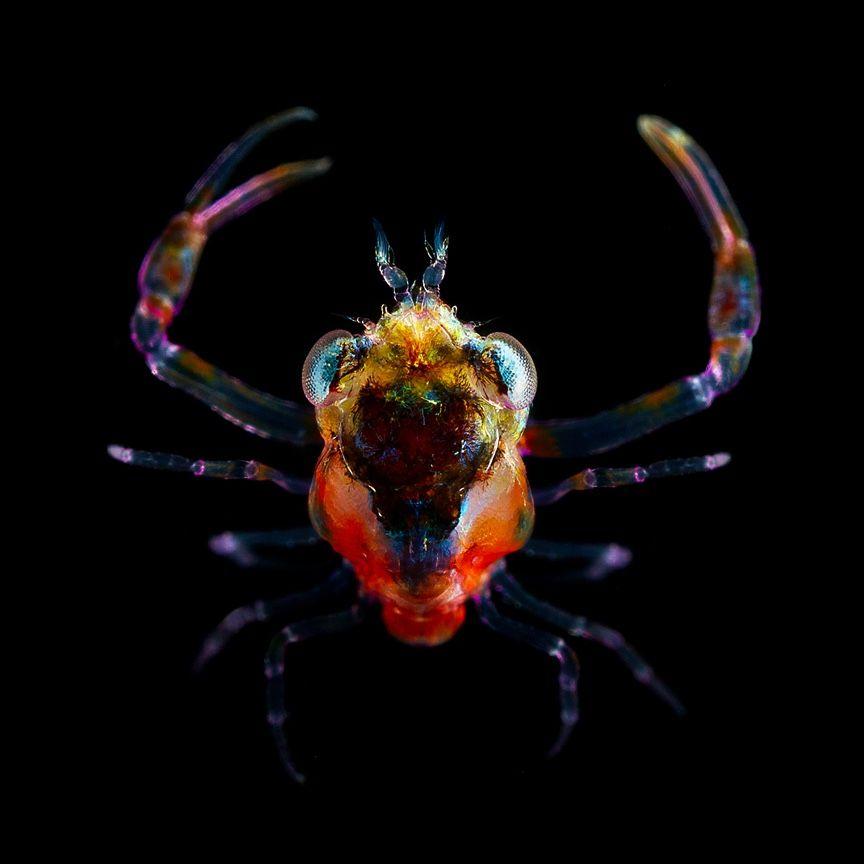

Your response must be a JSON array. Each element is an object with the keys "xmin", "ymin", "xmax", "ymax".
[{"xmin": 521, "ymin": 116, "xmax": 760, "ymax": 459}]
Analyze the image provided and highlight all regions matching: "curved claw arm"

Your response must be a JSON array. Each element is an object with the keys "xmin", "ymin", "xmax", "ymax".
[
  {"xmin": 520, "ymin": 116, "xmax": 760, "ymax": 459},
  {"xmin": 132, "ymin": 109, "xmax": 332, "ymax": 446}
]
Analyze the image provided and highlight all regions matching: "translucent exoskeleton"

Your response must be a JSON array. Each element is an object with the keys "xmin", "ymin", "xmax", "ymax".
[{"xmin": 111, "ymin": 109, "xmax": 760, "ymax": 782}]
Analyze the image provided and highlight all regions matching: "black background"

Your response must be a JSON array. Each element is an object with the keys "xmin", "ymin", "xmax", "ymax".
[{"xmin": 85, "ymin": 65, "xmax": 797, "ymax": 826}]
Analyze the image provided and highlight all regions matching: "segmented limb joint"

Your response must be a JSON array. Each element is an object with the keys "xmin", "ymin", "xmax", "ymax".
[
  {"xmin": 493, "ymin": 570, "xmax": 684, "ymax": 715},
  {"xmin": 475, "ymin": 590, "xmax": 580, "ymax": 757},
  {"xmin": 518, "ymin": 538, "xmax": 632, "ymax": 581},
  {"xmin": 532, "ymin": 452, "xmax": 730, "ymax": 506},
  {"xmin": 194, "ymin": 565, "xmax": 353, "ymax": 671},
  {"xmin": 107, "ymin": 445, "xmax": 310, "ymax": 495},
  {"xmin": 209, "ymin": 527, "xmax": 322, "ymax": 568},
  {"xmin": 265, "ymin": 602, "xmax": 366, "ymax": 783}
]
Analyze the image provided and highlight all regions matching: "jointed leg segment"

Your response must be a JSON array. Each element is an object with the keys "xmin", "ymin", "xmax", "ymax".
[
  {"xmin": 209, "ymin": 527, "xmax": 322, "ymax": 568},
  {"xmin": 265, "ymin": 603, "xmax": 366, "ymax": 783},
  {"xmin": 475, "ymin": 591, "xmax": 580, "ymax": 757},
  {"xmin": 518, "ymin": 538, "xmax": 632, "ymax": 581},
  {"xmin": 194, "ymin": 565, "xmax": 353, "ymax": 671},
  {"xmin": 493, "ymin": 571, "xmax": 684, "ymax": 715},
  {"xmin": 532, "ymin": 452, "xmax": 730, "ymax": 506},
  {"xmin": 107, "ymin": 445, "xmax": 310, "ymax": 495}
]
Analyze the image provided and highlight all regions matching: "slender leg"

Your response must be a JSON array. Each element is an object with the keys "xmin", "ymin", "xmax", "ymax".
[
  {"xmin": 265, "ymin": 603, "xmax": 366, "ymax": 783},
  {"xmin": 493, "ymin": 571, "xmax": 684, "ymax": 715},
  {"xmin": 518, "ymin": 538, "xmax": 632, "ymax": 581},
  {"xmin": 107, "ymin": 445, "xmax": 310, "ymax": 495},
  {"xmin": 532, "ymin": 452, "xmax": 730, "ymax": 506},
  {"xmin": 475, "ymin": 592, "xmax": 580, "ymax": 757},
  {"xmin": 132, "ymin": 109, "xmax": 331, "ymax": 446},
  {"xmin": 209, "ymin": 527, "xmax": 321, "ymax": 568},
  {"xmin": 193, "ymin": 565, "xmax": 353, "ymax": 671},
  {"xmin": 521, "ymin": 116, "xmax": 759, "ymax": 459}
]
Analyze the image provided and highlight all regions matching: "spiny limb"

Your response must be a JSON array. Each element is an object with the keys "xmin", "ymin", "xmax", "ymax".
[
  {"xmin": 209, "ymin": 527, "xmax": 322, "ymax": 568},
  {"xmin": 107, "ymin": 445, "xmax": 310, "ymax": 495},
  {"xmin": 265, "ymin": 603, "xmax": 366, "ymax": 783},
  {"xmin": 194, "ymin": 565, "xmax": 353, "ymax": 671},
  {"xmin": 532, "ymin": 452, "xmax": 729, "ymax": 506},
  {"xmin": 518, "ymin": 539, "xmax": 632, "ymax": 581},
  {"xmin": 520, "ymin": 116, "xmax": 759, "ymax": 460},
  {"xmin": 132, "ymin": 111, "xmax": 331, "ymax": 446},
  {"xmin": 493, "ymin": 571, "xmax": 684, "ymax": 715},
  {"xmin": 474, "ymin": 591, "xmax": 579, "ymax": 758}
]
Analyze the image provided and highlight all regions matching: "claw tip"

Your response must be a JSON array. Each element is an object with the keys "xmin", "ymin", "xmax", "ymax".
[
  {"xmin": 637, "ymin": 114, "xmax": 674, "ymax": 138},
  {"xmin": 275, "ymin": 106, "xmax": 319, "ymax": 124}
]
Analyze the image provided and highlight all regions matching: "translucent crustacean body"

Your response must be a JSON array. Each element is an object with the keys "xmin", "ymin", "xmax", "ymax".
[{"xmin": 111, "ymin": 109, "xmax": 760, "ymax": 781}]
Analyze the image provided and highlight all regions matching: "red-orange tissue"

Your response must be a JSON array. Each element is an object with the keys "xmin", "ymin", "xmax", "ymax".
[{"xmin": 306, "ymin": 285, "xmax": 535, "ymax": 645}]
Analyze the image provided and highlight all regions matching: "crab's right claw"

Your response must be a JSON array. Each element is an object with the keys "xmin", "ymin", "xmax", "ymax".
[{"xmin": 132, "ymin": 109, "xmax": 332, "ymax": 446}]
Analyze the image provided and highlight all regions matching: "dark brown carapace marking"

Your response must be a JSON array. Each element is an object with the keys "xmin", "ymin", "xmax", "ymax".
[{"xmin": 307, "ymin": 297, "xmax": 534, "ymax": 645}]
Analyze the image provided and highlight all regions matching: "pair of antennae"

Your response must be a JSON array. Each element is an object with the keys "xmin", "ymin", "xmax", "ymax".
[{"xmin": 373, "ymin": 220, "xmax": 449, "ymax": 303}]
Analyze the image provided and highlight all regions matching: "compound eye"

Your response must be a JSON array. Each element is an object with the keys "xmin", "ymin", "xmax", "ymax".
[
  {"xmin": 302, "ymin": 329, "xmax": 354, "ymax": 406},
  {"xmin": 483, "ymin": 332, "xmax": 537, "ymax": 410}
]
